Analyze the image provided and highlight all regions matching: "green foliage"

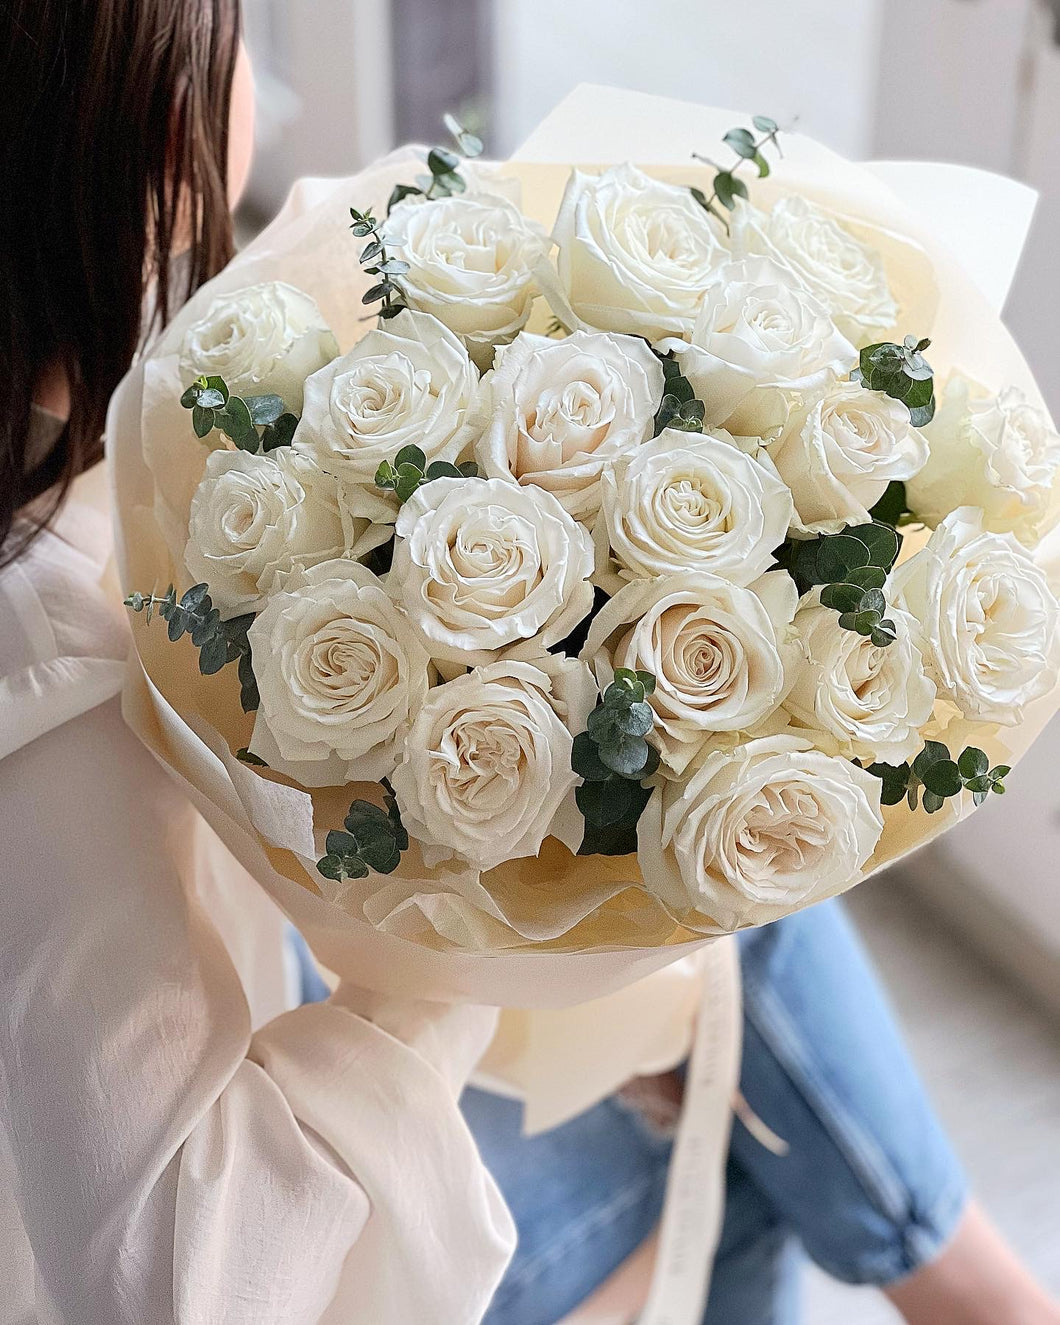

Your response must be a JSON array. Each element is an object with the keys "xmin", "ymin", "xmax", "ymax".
[
  {"xmin": 350, "ymin": 207, "xmax": 410, "ymax": 320},
  {"xmin": 124, "ymin": 583, "xmax": 259, "ymax": 712},
  {"xmin": 777, "ymin": 521, "xmax": 899, "ymax": 586},
  {"xmin": 866, "ymin": 742, "xmax": 1010, "ymax": 814},
  {"xmin": 853, "ymin": 336, "xmax": 936, "ymax": 427},
  {"xmin": 869, "ymin": 480, "xmax": 912, "ymax": 528},
  {"xmin": 317, "ymin": 781, "xmax": 409, "ymax": 882},
  {"xmin": 384, "ymin": 112, "xmax": 485, "ymax": 213},
  {"xmin": 691, "ymin": 114, "xmax": 782, "ymax": 231},
  {"xmin": 776, "ymin": 521, "xmax": 901, "ymax": 648},
  {"xmin": 374, "ymin": 444, "xmax": 479, "ymax": 503},
  {"xmin": 235, "ymin": 747, "xmax": 269, "ymax": 767},
  {"xmin": 573, "ymin": 670, "xmax": 661, "ymax": 857},
  {"xmin": 653, "ymin": 355, "xmax": 706, "ymax": 435},
  {"xmin": 180, "ymin": 375, "xmax": 298, "ymax": 453}
]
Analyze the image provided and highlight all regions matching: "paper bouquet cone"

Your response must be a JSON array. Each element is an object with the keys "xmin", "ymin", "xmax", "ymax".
[{"xmin": 109, "ymin": 87, "xmax": 1058, "ymax": 1022}]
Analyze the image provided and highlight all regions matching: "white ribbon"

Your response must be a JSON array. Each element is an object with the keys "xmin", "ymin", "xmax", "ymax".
[{"xmin": 637, "ymin": 936, "xmax": 742, "ymax": 1325}]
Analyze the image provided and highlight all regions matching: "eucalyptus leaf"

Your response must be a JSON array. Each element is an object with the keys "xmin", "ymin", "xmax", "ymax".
[
  {"xmin": 722, "ymin": 127, "xmax": 757, "ymax": 159},
  {"xmin": 395, "ymin": 444, "xmax": 427, "ymax": 470},
  {"xmin": 245, "ymin": 393, "xmax": 285, "ymax": 425},
  {"xmin": 191, "ymin": 405, "xmax": 214, "ymax": 438},
  {"xmin": 427, "ymin": 146, "xmax": 461, "ymax": 176},
  {"xmin": 958, "ymin": 747, "xmax": 989, "ymax": 780},
  {"xmin": 921, "ymin": 759, "xmax": 962, "ymax": 798},
  {"xmin": 576, "ymin": 778, "xmax": 635, "ymax": 828},
  {"xmin": 260, "ymin": 413, "xmax": 298, "ymax": 451}
]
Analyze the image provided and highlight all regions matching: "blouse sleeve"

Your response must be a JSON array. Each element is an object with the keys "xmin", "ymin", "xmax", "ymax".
[{"xmin": 0, "ymin": 697, "xmax": 513, "ymax": 1325}]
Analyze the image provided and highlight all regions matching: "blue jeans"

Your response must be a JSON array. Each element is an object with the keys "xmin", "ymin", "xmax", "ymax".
[
  {"xmin": 461, "ymin": 900, "xmax": 968, "ymax": 1324},
  {"xmin": 290, "ymin": 899, "xmax": 967, "ymax": 1323}
]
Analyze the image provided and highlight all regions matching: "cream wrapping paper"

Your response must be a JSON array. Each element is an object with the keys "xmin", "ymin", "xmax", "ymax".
[{"xmin": 107, "ymin": 84, "xmax": 1054, "ymax": 1320}]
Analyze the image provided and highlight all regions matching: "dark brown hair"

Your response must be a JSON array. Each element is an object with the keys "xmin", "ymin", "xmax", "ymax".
[{"xmin": 0, "ymin": 0, "xmax": 240, "ymax": 566}]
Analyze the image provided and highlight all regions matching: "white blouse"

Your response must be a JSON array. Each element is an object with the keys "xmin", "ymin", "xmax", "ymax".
[{"xmin": 0, "ymin": 460, "xmax": 515, "ymax": 1323}]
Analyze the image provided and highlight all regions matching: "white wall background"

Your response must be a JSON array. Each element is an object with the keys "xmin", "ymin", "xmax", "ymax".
[{"xmin": 490, "ymin": 0, "xmax": 883, "ymax": 159}]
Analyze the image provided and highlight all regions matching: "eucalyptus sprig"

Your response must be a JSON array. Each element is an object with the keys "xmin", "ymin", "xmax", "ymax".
[
  {"xmin": 654, "ymin": 355, "xmax": 706, "ymax": 435},
  {"xmin": 386, "ymin": 113, "xmax": 485, "ymax": 213},
  {"xmin": 124, "ymin": 583, "xmax": 259, "ymax": 712},
  {"xmin": 180, "ymin": 375, "xmax": 297, "ymax": 452},
  {"xmin": 317, "ymin": 781, "xmax": 409, "ymax": 882},
  {"xmin": 691, "ymin": 114, "xmax": 781, "ymax": 230},
  {"xmin": 776, "ymin": 521, "xmax": 901, "ymax": 647},
  {"xmin": 866, "ymin": 742, "xmax": 1010, "ymax": 815},
  {"xmin": 374, "ymin": 444, "xmax": 479, "ymax": 504},
  {"xmin": 350, "ymin": 208, "xmax": 410, "ymax": 321},
  {"xmin": 853, "ymin": 336, "xmax": 936, "ymax": 427},
  {"xmin": 572, "ymin": 669, "xmax": 661, "ymax": 857}
]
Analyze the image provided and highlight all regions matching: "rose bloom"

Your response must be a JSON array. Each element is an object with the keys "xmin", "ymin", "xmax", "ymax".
[
  {"xmin": 658, "ymin": 257, "xmax": 855, "ymax": 438},
  {"xmin": 891, "ymin": 506, "xmax": 1060, "ymax": 724},
  {"xmin": 184, "ymin": 447, "xmax": 390, "ymax": 617},
  {"xmin": 732, "ymin": 195, "xmax": 898, "ymax": 347},
  {"xmin": 550, "ymin": 163, "xmax": 729, "ymax": 341},
  {"xmin": 638, "ymin": 735, "xmax": 884, "ymax": 932},
  {"xmin": 597, "ymin": 428, "xmax": 794, "ymax": 591},
  {"xmin": 387, "ymin": 191, "xmax": 552, "ymax": 367},
  {"xmin": 292, "ymin": 309, "xmax": 481, "ymax": 488},
  {"xmin": 583, "ymin": 570, "xmax": 798, "ymax": 776},
  {"xmin": 390, "ymin": 476, "xmax": 595, "ymax": 667},
  {"xmin": 771, "ymin": 380, "xmax": 928, "ymax": 535},
  {"xmin": 475, "ymin": 329, "xmax": 663, "ymax": 519},
  {"xmin": 179, "ymin": 281, "xmax": 338, "ymax": 413},
  {"xmin": 783, "ymin": 597, "xmax": 936, "ymax": 764},
  {"xmin": 907, "ymin": 376, "xmax": 1060, "ymax": 548},
  {"xmin": 390, "ymin": 656, "xmax": 596, "ymax": 871},
  {"xmin": 247, "ymin": 561, "xmax": 430, "ymax": 787}
]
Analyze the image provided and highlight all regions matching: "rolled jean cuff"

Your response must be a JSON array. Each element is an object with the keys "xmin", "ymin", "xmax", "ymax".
[{"xmin": 814, "ymin": 1177, "xmax": 969, "ymax": 1287}]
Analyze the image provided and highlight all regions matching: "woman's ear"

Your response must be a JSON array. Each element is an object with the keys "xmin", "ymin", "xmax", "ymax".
[{"xmin": 228, "ymin": 41, "xmax": 255, "ymax": 208}]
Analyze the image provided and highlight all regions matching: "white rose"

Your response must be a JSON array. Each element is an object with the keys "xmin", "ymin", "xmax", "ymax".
[
  {"xmin": 637, "ymin": 734, "xmax": 884, "ymax": 931},
  {"xmin": 474, "ymin": 329, "xmax": 664, "ymax": 518},
  {"xmin": 598, "ymin": 428, "xmax": 794, "ymax": 591},
  {"xmin": 292, "ymin": 309, "xmax": 481, "ymax": 488},
  {"xmin": 783, "ymin": 597, "xmax": 936, "ymax": 764},
  {"xmin": 891, "ymin": 506, "xmax": 1060, "ymax": 723},
  {"xmin": 550, "ymin": 163, "xmax": 729, "ymax": 341},
  {"xmin": 391, "ymin": 477, "xmax": 595, "ymax": 666},
  {"xmin": 771, "ymin": 380, "xmax": 928, "ymax": 535},
  {"xmin": 179, "ymin": 281, "xmax": 338, "ymax": 413},
  {"xmin": 246, "ymin": 561, "xmax": 430, "ymax": 787},
  {"xmin": 184, "ymin": 448, "xmax": 390, "ymax": 617},
  {"xmin": 658, "ymin": 257, "xmax": 856, "ymax": 437},
  {"xmin": 390, "ymin": 656, "xmax": 596, "ymax": 871},
  {"xmin": 583, "ymin": 571, "xmax": 798, "ymax": 776},
  {"xmin": 732, "ymin": 195, "xmax": 897, "ymax": 347},
  {"xmin": 387, "ymin": 191, "xmax": 551, "ymax": 368},
  {"xmin": 906, "ymin": 377, "xmax": 1060, "ymax": 548}
]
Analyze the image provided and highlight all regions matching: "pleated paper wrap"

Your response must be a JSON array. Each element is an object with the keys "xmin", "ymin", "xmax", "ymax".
[{"xmin": 109, "ymin": 84, "xmax": 1053, "ymax": 1079}]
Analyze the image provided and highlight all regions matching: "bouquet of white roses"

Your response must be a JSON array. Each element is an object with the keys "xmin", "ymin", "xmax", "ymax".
[
  {"xmin": 112, "ymin": 91, "xmax": 1060, "ymax": 1012},
  {"xmin": 108, "ymin": 88, "xmax": 1060, "ymax": 1316}
]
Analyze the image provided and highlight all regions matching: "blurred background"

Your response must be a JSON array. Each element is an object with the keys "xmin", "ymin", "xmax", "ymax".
[{"xmin": 241, "ymin": 2, "xmax": 1060, "ymax": 1317}]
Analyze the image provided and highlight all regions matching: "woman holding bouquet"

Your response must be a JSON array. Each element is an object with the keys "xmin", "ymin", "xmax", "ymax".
[{"xmin": 0, "ymin": 2, "xmax": 1057, "ymax": 1323}]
